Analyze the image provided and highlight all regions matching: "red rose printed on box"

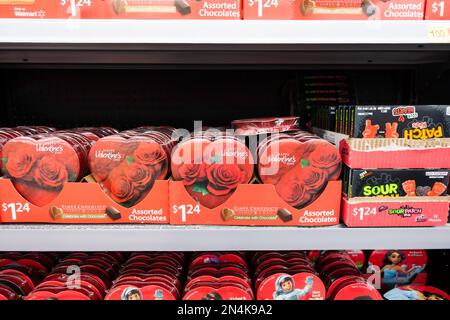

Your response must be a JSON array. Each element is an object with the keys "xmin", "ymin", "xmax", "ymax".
[
  {"xmin": 89, "ymin": 129, "xmax": 175, "ymax": 208},
  {"xmin": 171, "ymin": 135, "xmax": 254, "ymax": 209},
  {"xmin": 258, "ymin": 133, "xmax": 341, "ymax": 209},
  {"xmin": 2, "ymin": 136, "xmax": 84, "ymax": 206}
]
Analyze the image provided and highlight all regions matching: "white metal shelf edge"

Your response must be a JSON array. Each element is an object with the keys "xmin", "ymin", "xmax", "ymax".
[
  {"xmin": 0, "ymin": 224, "xmax": 448, "ymax": 251},
  {"xmin": 0, "ymin": 20, "xmax": 447, "ymax": 44}
]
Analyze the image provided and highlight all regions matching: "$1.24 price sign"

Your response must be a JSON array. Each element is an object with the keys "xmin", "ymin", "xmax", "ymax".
[
  {"xmin": 352, "ymin": 206, "xmax": 377, "ymax": 221},
  {"xmin": 426, "ymin": 0, "xmax": 450, "ymax": 19},
  {"xmin": 247, "ymin": 0, "xmax": 280, "ymax": 17},
  {"xmin": 2, "ymin": 202, "xmax": 31, "ymax": 221},
  {"xmin": 172, "ymin": 204, "xmax": 200, "ymax": 223}
]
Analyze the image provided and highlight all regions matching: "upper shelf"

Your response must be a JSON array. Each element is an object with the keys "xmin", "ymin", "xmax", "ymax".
[
  {"xmin": 0, "ymin": 19, "xmax": 449, "ymax": 44},
  {"xmin": 1, "ymin": 20, "xmax": 450, "ymax": 65}
]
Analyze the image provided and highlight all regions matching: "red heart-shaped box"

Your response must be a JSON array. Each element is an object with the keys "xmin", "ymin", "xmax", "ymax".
[
  {"xmin": 89, "ymin": 133, "xmax": 171, "ymax": 207},
  {"xmin": 2, "ymin": 133, "xmax": 92, "ymax": 206},
  {"xmin": 258, "ymin": 134, "xmax": 341, "ymax": 209},
  {"xmin": 171, "ymin": 136, "xmax": 254, "ymax": 209}
]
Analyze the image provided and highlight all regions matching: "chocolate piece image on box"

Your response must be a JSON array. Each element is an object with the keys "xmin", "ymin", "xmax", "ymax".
[
  {"xmin": 300, "ymin": 0, "xmax": 365, "ymax": 16},
  {"xmin": 175, "ymin": 0, "xmax": 191, "ymax": 15},
  {"xmin": 347, "ymin": 168, "xmax": 450, "ymax": 198},
  {"xmin": 221, "ymin": 207, "xmax": 235, "ymax": 222},
  {"xmin": 112, "ymin": 0, "xmax": 177, "ymax": 15},
  {"xmin": 361, "ymin": 0, "xmax": 378, "ymax": 17},
  {"xmin": 277, "ymin": 208, "xmax": 293, "ymax": 222},
  {"xmin": 106, "ymin": 206, "xmax": 122, "ymax": 221},
  {"xmin": 49, "ymin": 206, "xmax": 64, "ymax": 220}
]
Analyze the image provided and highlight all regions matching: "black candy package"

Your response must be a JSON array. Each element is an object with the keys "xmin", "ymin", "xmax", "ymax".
[
  {"xmin": 344, "ymin": 167, "xmax": 450, "ymax": 198},
  {"xmin": 351, "ymin": 105, "xmax": 450, "ymax": 139}
]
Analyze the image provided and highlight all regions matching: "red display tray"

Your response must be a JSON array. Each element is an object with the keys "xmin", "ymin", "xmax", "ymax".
[
  {"xmin": 169, "ymin": 180, "xmax": 342, "ymax": 226},
  {"xmin": 342, "ymin": 196, "xmax": 449, "ymax": 227},
  {"xmin": 0, "ymin": 178, "xmax": 169, "ymax": 224},
  {"xmin": 340, "ymin": 138, "xmax": 450, "ymax": 169}
]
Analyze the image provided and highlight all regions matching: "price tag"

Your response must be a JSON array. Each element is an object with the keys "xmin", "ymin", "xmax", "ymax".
[
  {"xmin": 172, "ymin": 204, "xmax": 201, "ymax": 223},
  {"xmin": 247, "ymin": 0, "xmax": 280, "ymax": 17},
  {"xmin": 427, "ymin": 26, "xmax": 450, "ymax": 43},
  {"xmin": 2, "ymin": 202, "xmax": 31, "ymax": 221},
  {"xmin": 352, "ymin": 206, "xmax": 377, "ymax": 221}
]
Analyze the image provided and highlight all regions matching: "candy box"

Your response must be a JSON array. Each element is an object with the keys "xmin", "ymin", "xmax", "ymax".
[
  {"xmin": 243, "ymin": 0, "xmax": 425, "ymax": 19},
  {"xmin": 350, "ymin": 105, "xmax": 450, "ymax": 139},
  {"xmin": 103, "ymin": 0, "xmax": 242, "ymax": 19},
  {"xmin": 344, "ymin": 168, "xmax": 450, "ymax": 198},
  {"xmin": 0, "ymin": 178, "xmax": 169, "ymax": 224},
  {"xmin": 170, "ymin": 179, "xmax": 341, "ymax": 226}
]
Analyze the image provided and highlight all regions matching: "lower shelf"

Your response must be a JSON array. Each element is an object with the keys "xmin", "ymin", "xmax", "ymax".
[{"xmin": 0, "ymin": 224, "xmax": 449, "ymax": 251}]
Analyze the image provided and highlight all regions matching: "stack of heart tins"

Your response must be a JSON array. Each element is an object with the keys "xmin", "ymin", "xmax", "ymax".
[
  {"xmin": 1, "ymin": 126, "xmax": 177, "ymax": 209},
  {"xmin": 1, "ymin": 120, "xmax": 340, "ymax": 224},
  {"xmin": 104, "ymin": 252, "xmax": 185, "ymax": 300},
  {"xmin": 1, "ymin": 127, "xmax": 118, "ymax": 206},
  {"xmin": 88, "ymin": 126, "xmax": 179, "ymax": 207},
  {"xmin": 1, "ymin": 251, "xmax": 449, "ymax": 300},
  {"xmin": 25, "ymin": 252, "xmax": 125, "ymax": 300},
  {"xmin": 171, "ymin": 130, "xmax": 255, "ymax": 209},
  {"xmin": 183, "ymin": 252, "xmax": 253, "ymax": 300},
  {"xmin": 171, "ymin": 118, "xmax": 341, "ymax": 215}
]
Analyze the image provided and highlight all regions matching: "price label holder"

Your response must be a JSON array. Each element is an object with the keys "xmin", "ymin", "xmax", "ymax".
[
  {"xmin": 341, "ymin": 196, "xmax": 449, "ymax": 227},
  {"xmin": 427, "ymin": 26, "xmax": 450, "ymax": 43}
]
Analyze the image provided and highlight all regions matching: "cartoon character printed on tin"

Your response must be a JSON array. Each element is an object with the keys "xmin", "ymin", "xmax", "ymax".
[
  {"xmin": 384, "ymin": 287, "xmax": 445, "ymax": 301},
  {"xmin": 273, "ymin": 275, "xmax": 314, "ymax": 300},
  {"xmin": 380, "ymin": 250, "xmax": 423, "ymax": 287},
  {"xmin": 121, "ymin": 287, "xmax": 143, "ymax": 300}
]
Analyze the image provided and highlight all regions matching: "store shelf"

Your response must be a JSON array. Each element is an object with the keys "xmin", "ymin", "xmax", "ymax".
[
  {"xmin": 0, "ymin": 224, "xmax": 449, "ymax": 251},
  {"xmin": 1, "ymin": 19, "xmax": 450, "ymax": 45},
  {"xmin": 1, "ymin": 20, "xmax": 450, "ymax": 65}
]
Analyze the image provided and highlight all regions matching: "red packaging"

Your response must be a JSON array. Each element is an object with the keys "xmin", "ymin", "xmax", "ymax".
[
  {"xmin": 89, "ymin": 132, "xmax": 172, "ymax": 208},
  {"xmin": 1, "ymin": 134, "xmax": 92, "ymax": 206},
  {"xmin": 258, "ymin": 132, "xmax": 341, "ymax": 209},
  {"xmin": 103, "ymin": 0, "xmax": 242, "ymax": 19},
  {"xmin": 368, "ymin": 250, "xmax": 427, "ymax": 288},
  {"xmin": 232, "ymin": 117, "xmax": 300, "ymax": 136},
  {"xmin": 171, "ymin": 134, "xmax": 254, "ymax": 209},
  {"xmin": 341, "ymin": 138, "xmax": 450, "ymax": 227},
  {"xmin": 332, "ymin": 281, "xmax": 383, "ymax": 300},
  {"xmin": 0, "ymin": 0, "xmax": 59, "ymax": 18},
  {"xmin": 243, "ymin": 0, "xmax": 425, "ymax": 20},
  {"xmin": 425, "ymin": 0, "xmax": 450, "ymax": 19}
]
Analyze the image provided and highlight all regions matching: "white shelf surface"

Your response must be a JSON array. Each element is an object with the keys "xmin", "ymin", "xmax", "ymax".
[
  {"xmin": 0, "ymin": 224, "xmax": 449, "ymax": 251},
  {"xmin": 0, "ymin": 19, "xmax": 449, "ymax": 44}
]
